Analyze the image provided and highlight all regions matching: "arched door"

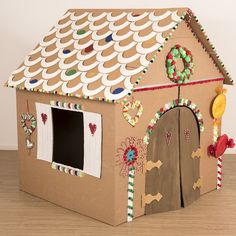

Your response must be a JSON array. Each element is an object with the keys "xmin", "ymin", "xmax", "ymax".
[{"xmin": 145, "ymin": 107, "xmax": 200, "ymax": 215}]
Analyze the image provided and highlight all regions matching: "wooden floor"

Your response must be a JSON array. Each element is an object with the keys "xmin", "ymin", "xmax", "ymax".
[{"xmin": 0, "ymin": 151, "xmax": 236, "ymax": 236}]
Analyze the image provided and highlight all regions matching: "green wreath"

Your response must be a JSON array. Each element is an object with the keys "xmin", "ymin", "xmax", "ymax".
[{"xmin": 166, "ymin": 45, "xmax": 194, "ymax": 84}]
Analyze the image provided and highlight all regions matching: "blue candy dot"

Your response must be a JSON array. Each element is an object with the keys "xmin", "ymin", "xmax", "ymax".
[
  {"xmin": 30, "ymin": 79, "xmax": 38, "ymax": 84},
  {"xmin": 105, "ymin": 34, "xmax": 113, "ymax": 42},
  {"xmin": 63, "ymin": 49, "xmax": 71, "ymax": 54},
  {"xmin": 112, "ymin": 87, "xmax": 124, "ymax": 94},
  {"xmin": 127, "ymin": 149, "xmax": 135, "ymax": 161}
]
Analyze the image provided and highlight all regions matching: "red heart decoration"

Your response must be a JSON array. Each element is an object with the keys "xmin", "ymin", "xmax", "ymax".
[
  {"xmin": 89, "ymin": 123, "xmax": 97, "ymax": 136},
  {"xmin": 41, "ymin": 113, "xmax": 47, "ymax": 125}
]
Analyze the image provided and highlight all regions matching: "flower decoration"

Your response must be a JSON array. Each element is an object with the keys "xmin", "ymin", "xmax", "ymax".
[{"xmin": 116, "ymin": 136, "xmax": 147, "ymax": 177}]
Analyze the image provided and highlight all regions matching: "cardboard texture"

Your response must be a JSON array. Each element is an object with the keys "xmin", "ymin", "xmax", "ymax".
[{"xmin": 6, "ymin": 8, "xmax": 233, "ymax": 226}]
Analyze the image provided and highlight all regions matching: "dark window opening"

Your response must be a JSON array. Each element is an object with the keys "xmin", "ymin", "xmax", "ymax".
[{"xmin": 52, "ymin": 108, "xmax": 84, "ymax": 170}]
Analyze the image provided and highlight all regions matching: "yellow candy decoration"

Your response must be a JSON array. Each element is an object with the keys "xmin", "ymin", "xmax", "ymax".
[{"xmin": 212, "ymin": 87, "xmax": 227, "ymax": 119}]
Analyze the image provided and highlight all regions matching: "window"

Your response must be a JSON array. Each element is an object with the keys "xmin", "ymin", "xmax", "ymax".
[{"xmin": 36, "ymin": 102, "xmax": 102, "ymax": 178}]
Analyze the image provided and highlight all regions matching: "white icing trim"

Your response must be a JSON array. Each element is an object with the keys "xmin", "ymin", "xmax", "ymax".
[
  {"xmin": 124, "ymin": 76, "xmax": 134, "ymax": 89},
  {"xmin": 55, "ymin": 38, "xmax": 74, "ymax": 49},
  {"xmin": 88, "ymin": 12, "xmax": 107, "ymax": 22},
  {"xmin": 98, "ymin": 62, "xmax": 120, "ymax": 74},
  {"xmin": 156, "ymin": 33, "xmax": 166, "ymax": 44},
  {"xmin": 82, "ymin": 83, "xmax": 105, "ymax": 96},
  {"xmin": 96, "ymin": 51, "xmax": 118, "ymax": 62},
  {"xmin": 77, "ymin": 50, "xmax": 97, "ymax": 61},
  {"xmin": 120, "ymin": 64, "xmax": 144, "ymax": 76},
  {"xmin": 70, "ymin": 20, "xmax": 90, "ymax": 30},
  {"xmin": 109, "ymin": 21, "xmax": 130, "ymax": 31},
  {"xmin": 24, "ymin": 56, "xmax": 42, "ymax": 67},
  {"xmin": 107, "ymin": 12, "xmax": 127, "ymax": 22},
  {"xmin": 127, "ymin": 12, "xmax": 149, "ymax": 22},
  {"xmin": 130, "ymin": 20, "xmax": 152, "ymax": 32},
  {"xmin": 29, "ymin": 46, "xmax": 42, "ymax": 56},
  {"xmin": 136, "ymin": 42, "xmax": 161, "ymax": 54},
  {"xmin": 74, "ymin": 39, "xmax": 94, "ymax": 50},
  {"xmin": 54, "ymin": 19, "xmax": 72, "ymax": 29},
  {"xmin": 133, "ymin": 31, "xmax": 156, "ymax": 43},
  {"xmin": 24, "ymin": 67, "xmax": 43, "ymax": 78},
  {"xmin": 56, "ymin": 29, "xmax": 73, "ymax": 38},
  {"xmin": 140, "ymin": 54, "xmax": 150, "ymax": 67},
  {"xmin": 114, "ymin": 41, "xmax": 136, "ymax": 52},
  {"xmin": 58, "ymin": 59, "xmax": 78, "ymax": 70},
  {"xmin": 59, "ymin": 11, "xmax": 72, "ymax": 21},
  {"xmin": 42, "ymin": 68, "xmax": 62, "ymax": 79},
  {"xmin": 77, "ymin": 61, "xmax": 99, "ymax": 72},
  {"xmin": 149, "ymin": 10, "xmax": 172, "ymax": 21},
  {"xmin": 93, "ymin": 40, "xmax": 114, "ymax": 51},
  {"xmin": 61, "ymin": 81, "xmax": 83, "ymax": 93},
  {"xmin": 91, "ymin": 30, "xmax": 112, "ymax": 41},
  {"xmin": 112, "ymin": 31, "xmax": 133, "ymax": 41},
  {"xmin": 89, "ymin": 21, "xmax": 109, "ymax": 31},
  {"xmin": 42, "ymin": 80, "xmax": 63, "ymax": 92},
  {"xmin": 152, "ymin": 21, "xmax": 176, "ymax": 32},
  {"xmin": 117, "ymin": 52, "xmax": 140, "ymax": 64},
  {"xmin": 101, "ymin": 74, "xmax": 126, "ymax": 86},
  {"xmin": 40, "ymin": 37, "xmax": 57, "ymax": 47},
  {"xmin": 44, "ymin": 27, "xmax": 57, "ymax": 38},
  {"xmin": 80, "ymin": 72, "xmax": 103, "ymax": 84},
  {"xmin": 12, "ymin": 65, "xmax": 26, "ymax": 75},
  {"xmin": 70, "ymin": 11, "xmax": 89, "ymax": 21},
  {"xmin": 7, "ymin": 75, "xmax": 27, "ymax": 87},
  {"xmin": 41, "ymin": 46, "xmax": 60, "ymax": 57},
  {"xmin": 41, "ymin": 58, "xmax": 60, "ymax": 68},
  {"xmin": 171, "ymin": 10, "xmax": 181, "ymax": 22}
]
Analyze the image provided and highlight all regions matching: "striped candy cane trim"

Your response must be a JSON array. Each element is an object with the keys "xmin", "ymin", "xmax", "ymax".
[
  {"xmin": 50, "ymin": 100, "xmax": 83, "ymax": 110},
  {"xmin": 127, "ymin": 167, "xmax": 135, "ymax": 222},
  {"xmin": 213, "ymin": 121, "xmax": 222, "ymax": 189}
]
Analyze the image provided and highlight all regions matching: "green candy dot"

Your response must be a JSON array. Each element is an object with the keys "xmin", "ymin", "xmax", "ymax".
[
  {"xmin": 189, "ymin": 62, "xmax": 194, "ymax": 68},
  {"xmin": 172, "ymin": 49, "xmax": 179, "ymax": 56},
  {"xmin": 185, "ymin": 69, "xmax": 190, "ymax": 75},
  {"xmin": 166, "ymin": 59, "xmax": 172, "ymax": 65},
  {"xmin": 66, "ymin": 69, "xmax": 77, "ymax": 76},
  {"xmin": 77, "ymin": 29, "xmax": 86, "ymax": 35},
  {"xmin": 185, "ymin": 56, "xmax": 191, "ymax": 63}
]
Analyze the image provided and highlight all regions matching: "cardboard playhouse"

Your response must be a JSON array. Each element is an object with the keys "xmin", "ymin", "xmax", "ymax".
[{"xmin": 6, "ymin": 8, "xmax": 235, "ymax": 226}]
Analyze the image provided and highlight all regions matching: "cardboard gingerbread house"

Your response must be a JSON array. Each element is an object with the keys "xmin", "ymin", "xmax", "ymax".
[{"xmin": 6, "ymin": 8, "xmax": 234, "ymax": 225}]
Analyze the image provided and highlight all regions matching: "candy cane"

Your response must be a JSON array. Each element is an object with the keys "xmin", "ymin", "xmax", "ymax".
[
  {"xmin": 127, "ymin": 167, "xmax": 135, "ymax": 222},
  {"xmin": 213, "ymin": 121, "xmax": 222, "ymax": 189}
]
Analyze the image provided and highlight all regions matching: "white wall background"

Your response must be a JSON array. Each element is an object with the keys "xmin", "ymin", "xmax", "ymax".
[{"xmin": 0, "ymin": 0, "xmax": 235, "ymax": 152}]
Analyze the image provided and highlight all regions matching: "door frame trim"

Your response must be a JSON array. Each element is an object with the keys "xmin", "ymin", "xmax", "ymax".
[{"xmin": 143, "ymin": 98, "xmax": 204, "ymax": 145}]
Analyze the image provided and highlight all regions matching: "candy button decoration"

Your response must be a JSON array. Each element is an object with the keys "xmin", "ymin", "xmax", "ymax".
[
  {"xmin": 112, "ymin": 87, "xmax": 124, "ymax": 94},
  {"xmin": 105, "ymin": 34, "xmax": 113, "ymax": 42},
  {"xmin": 29, "ymin": 79, "xmax": 38, "ymax": 84},
  {"xmin": 66, "ymin": 69, "xmax": 77, "ymax": 76},
  {"xmin": 77, "ymin": 29, "xmax": 86, "ymax": 35},
  {"xmin": 122, "ymin": 100, "xmax": 143, "ymax": 127},
  {"xmin": 84, "ymin": 44, "xmax": 94, "ymax": 53},
  {"xmin": 212, "ymin": 93, "xmax": 226, "ymax": 119},
  {"xmin": 63, "ymin": 49, "xmax": 71, "ymax": 54},
  {"xmin": 166, "ymin": 44, "xmax": 194, "ymax": 84}
]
